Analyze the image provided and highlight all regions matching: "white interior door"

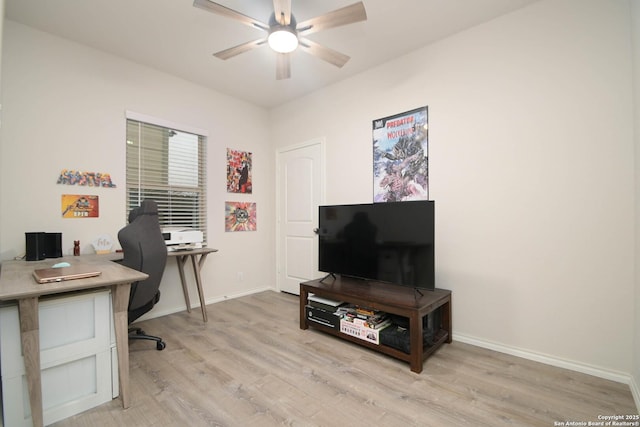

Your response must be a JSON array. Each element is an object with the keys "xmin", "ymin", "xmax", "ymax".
[{"xmin": 276, "ymin": 139, "xmax": 324, "ymax": 295}]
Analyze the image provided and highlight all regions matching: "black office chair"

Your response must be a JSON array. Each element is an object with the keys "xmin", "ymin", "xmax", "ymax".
[{"xmin": 118, "ymin": 199, "xmax": 167, "ymax": 350}]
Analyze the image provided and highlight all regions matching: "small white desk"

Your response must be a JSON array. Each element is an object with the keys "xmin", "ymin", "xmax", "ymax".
[{"xmin": 0, "ymin": 256, "xmax": 147, "ymax": 427}]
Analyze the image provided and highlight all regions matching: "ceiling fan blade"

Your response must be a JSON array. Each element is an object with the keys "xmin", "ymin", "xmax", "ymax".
[
  {"xmin": 193, "ymin": 0, "xmax": 269, "ymax": 31},
  {"xmin": 297, "ymin": 2, "xmax": 367, "ymax": 36},
  {"xmin": 276, "ymin": 53, "xmax": 291, "ymax": 80},
  {"xmin": 272, "ymin": 0, "xmax": 292, "ymax": 26},
  {"xmin": 213, "ymin": 38, "xmax": 267, "ymax": 60},
  {"xmin": 298, "ymin": 38, "xmax": 350, "ymax": 68}
]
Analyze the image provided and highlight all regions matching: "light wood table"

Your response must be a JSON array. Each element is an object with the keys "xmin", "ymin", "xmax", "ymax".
[
  {"xmin": 168, "ymin": 247, "xmax": 218, "ymax": 322},
  {"xmin": 0, "ymin": 256, "xmax": 148, "ymax": 427}
]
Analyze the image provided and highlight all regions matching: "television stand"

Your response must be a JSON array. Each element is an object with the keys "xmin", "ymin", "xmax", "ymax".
[{"xmin": 300, "ymin": 276, "xmax": 452, "ymax": 373}]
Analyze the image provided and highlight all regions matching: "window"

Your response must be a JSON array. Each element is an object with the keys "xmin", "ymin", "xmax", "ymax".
[{"xmin": 126, "ymin": 114, "xmax": 207, "ymax": 242}]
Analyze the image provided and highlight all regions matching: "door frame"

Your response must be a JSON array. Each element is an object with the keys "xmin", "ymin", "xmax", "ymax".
[{"xmin": 275, "ymin": 138, "xmax": 326, "ymax": 293}]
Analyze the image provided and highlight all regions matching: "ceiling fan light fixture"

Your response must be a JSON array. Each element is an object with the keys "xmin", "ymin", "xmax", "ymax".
[
  {"xmin": 268, "ymin": 27, "xmax": 298, "ymax": 53},
  {"xmin": 195, "ymin": 1, "xmax": 367, "ymax": 79}
]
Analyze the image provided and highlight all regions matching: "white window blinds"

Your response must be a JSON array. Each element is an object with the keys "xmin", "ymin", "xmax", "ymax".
[{"xmin": 126, "ymin": 117, "xmax": 208, "ymax": 242}]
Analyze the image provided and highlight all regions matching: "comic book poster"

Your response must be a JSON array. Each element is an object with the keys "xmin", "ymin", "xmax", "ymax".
[
  {"xmin": 226, "ymin": 148, "xmax": 252, "ymax": 193},
  {"xmin": 225, "ymin": 202, "xmax": 257, "ymax": 232},
  {"xmin": 61, "ymin": 195, "xmax": 99, "ymax": 218},
  {"xmin": 373, "ymin": 106, "xmax": 429, "ymax": 202}
]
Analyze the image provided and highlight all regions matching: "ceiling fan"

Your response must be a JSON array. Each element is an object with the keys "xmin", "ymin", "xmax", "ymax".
[{"xmin": 193, "ymin": 0, "xmax": 367, "ymax": 80}]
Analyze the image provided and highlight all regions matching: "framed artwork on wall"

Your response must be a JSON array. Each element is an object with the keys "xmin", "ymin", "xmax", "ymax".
[
  {"xmin": 61, "ymin": 194, "xmax": 99, "ymax": 218},
  {"xmin": 372, "ymin": 106, "xmax": 429, "ymax": 202},
  {"xmin": 225, "ymin": 201, "xmax": 257, "ymax": 232},
  {"xmin": 226, "ymin": 148, "xmax": 252, "ymax": 194}
]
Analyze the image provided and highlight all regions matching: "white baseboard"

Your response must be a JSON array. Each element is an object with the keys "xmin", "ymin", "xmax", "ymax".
[
  {"xmin": 453, "ymin": 333, "xmax": 633, "ymax": 385},
  {"xmin": 630, "ymin": 375, "xmax": 640, "ymax": 414},
  {"xmin": 135, "ymin": 285, "xmax": 276, "ymax": 321},
  {"xmin": 205, "ymin": 286, "xmax": 276, "ymax": 305}
]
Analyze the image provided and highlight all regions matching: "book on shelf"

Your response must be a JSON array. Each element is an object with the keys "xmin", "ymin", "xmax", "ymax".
[
  {"xmin": 365, "ymin": 318, "xmax": 392, "ymax": 330},
  {"xmin": 339, "ymin": 318, "xmax": 391, "ymax": 345},
  {"xmin": 355, "ymin": 307, "xmax": 377, "ymax": 317}
]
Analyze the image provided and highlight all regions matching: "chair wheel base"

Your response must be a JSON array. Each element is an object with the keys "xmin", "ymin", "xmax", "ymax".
[{"xmin": 129, "ymin": 327, "xmax": 166, "ymax": 351}]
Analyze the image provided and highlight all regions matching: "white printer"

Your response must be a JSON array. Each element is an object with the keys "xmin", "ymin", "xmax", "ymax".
[{"xmin": 161, "ymin": 227, "xmax": 204, "ymax": 250}]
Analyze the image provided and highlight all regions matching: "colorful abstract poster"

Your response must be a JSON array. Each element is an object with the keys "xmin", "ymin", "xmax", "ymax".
[
  {"xmin": 373, "ymin": 106, "xmax": 429, "ymax": 203},
  {"xmin": 56, "ymin": 169, "xmax": 116, "ymax": 187},
  {"xmin": 226, "ymin": 148, "xmax": 252, "ymax": 193},
  {"xmin": 61, "ymin": 194, "xmax": 99, "ymax": 218},
  {"xmin": 225, "ymin": 202, "xmax": 257, "ymax": 232}
]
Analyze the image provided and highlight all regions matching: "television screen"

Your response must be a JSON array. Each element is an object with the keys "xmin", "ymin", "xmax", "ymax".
[{"xmin": 318, "ymin": 200, "xmax": 434, "ymax": 290}]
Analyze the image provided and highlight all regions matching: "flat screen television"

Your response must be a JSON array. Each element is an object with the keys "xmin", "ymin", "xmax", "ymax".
[{"xmin": 318, "ymin": 200, "xmax": 434, "ymax": 290}]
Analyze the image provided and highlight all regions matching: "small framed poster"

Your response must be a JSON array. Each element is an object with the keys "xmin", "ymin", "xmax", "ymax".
[
  {"xmin": 62, "ymin": 195, "xmax": 99, "ymax": 218},
  {"xmin": 226, "ymin": 148, "xmax": 252, "ymax": 194},
  {"xmin": 225, "ymin": 202, "xmax": 257, "ymax": 232}
]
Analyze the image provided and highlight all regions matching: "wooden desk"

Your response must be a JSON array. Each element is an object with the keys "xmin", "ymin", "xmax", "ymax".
[
  {"xmin": 0, "ymin": 256, "xmax": 148, "ymax": 427},
  {"xmin": 168, "ymin": 247, "xmax": 217, "ymax": 322}
]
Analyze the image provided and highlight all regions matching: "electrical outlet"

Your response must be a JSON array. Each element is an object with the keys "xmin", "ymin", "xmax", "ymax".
[{"xmin": 237, "ymin": 272, "xmax": 244, "ymax": 281}]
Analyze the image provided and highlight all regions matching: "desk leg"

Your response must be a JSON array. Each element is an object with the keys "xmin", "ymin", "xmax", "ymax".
[
  {"xmin": 18, "ymin": 297, "xmax": 43, "ymax": 427},
  {"xmin": 111, "ymin": 282, "xmax": 132, "ymax": 409},
  {"xmin": 190, "ymin": 253, "xmax": 209, "ymax": 323},
  {"xmin": 175, "ymin": 256, "xmax": 192, "ymax": 313}
]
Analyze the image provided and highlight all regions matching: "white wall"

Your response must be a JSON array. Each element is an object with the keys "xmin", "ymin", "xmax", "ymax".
[
  {"xmin": 632, "ymin": 0, "xmax": 640, "ymax": 410},
  {"xmin": 0, "ymin": 0, "xmax": 5, "ymax": 255},
  {"xmin": 271, "ymin": 0, "xmax": 635, "ymax": 379},
  {"xmin": 0, "ymin": 21, "xmax": 276, "ymax": 315}
]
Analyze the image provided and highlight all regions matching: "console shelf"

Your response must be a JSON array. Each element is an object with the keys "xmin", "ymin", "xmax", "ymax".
[{"xmin": 299, "ymin": 276, "xmax": 452, "ymax": 373}]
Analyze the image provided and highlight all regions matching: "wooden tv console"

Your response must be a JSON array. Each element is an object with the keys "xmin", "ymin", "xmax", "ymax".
[{"xmin": 299, "ymin": 276, "xmax": 452, "ymax": 373}]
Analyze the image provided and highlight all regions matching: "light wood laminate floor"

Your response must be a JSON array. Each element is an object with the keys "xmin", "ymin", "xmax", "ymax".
[{"xmin": 53, "ymin": 291, "xmax": 637, "ymax": 426}]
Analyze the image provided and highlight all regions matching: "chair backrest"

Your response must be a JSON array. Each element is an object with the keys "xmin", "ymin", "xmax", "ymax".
[{"xmin": 117, "ymin": 199, "xmax": 167, "ymax": 313}]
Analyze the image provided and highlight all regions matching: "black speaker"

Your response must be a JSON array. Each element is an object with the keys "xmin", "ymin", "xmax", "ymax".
[
  {"xmin": 45, "ymin": 232, "xmax": 62, "ymax": 258},
  {"xmin": 25, "ymin": 232, "xmax": 46, "ymax": 261}
]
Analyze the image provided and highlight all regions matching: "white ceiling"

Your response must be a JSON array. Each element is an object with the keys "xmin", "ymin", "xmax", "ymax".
[{"xmin": 5, "ymin": 0, "xmax": 540, "ymax": 108}]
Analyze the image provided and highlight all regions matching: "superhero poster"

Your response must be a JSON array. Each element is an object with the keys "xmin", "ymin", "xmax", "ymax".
[
  {"xmin": 226, "ymin": 148, "xmax": 252, "ymax": 194},
  {"xmin": 373, "ymin": 106, "xmax": 429, "ymax": 203},
  {"xmin": 225, "ymin": 202, "xmax": 257, "ymax": 232},
  {"xmin": 61, "ymin": 195, "xmax": 99, "ymax": 218}
]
